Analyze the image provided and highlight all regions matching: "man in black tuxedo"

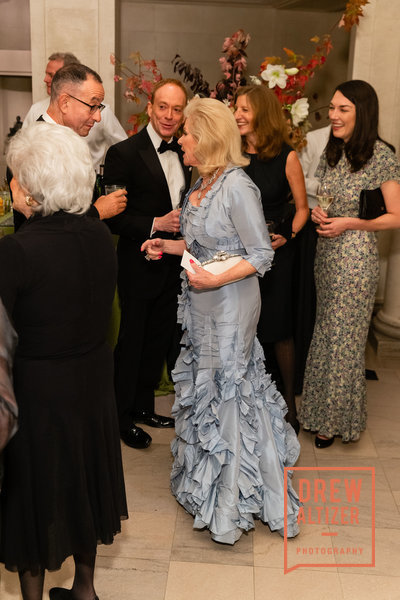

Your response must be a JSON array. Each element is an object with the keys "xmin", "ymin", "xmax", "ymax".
[{"xmin": 104, "ymin": 79, "xmax": 191, "ymax": 449}]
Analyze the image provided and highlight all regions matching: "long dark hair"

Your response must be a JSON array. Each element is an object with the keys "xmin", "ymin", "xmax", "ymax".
[
  {"xmin": 235, "ymin": 85, "xmax": 291, "ymax": 160},
  {"xmin": 326, "ymin": 79, "xmax": 394, "ymax": 172}
]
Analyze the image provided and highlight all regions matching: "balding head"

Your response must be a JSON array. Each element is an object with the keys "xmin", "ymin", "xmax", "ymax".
[{"xmin": 47, "ymin": 64, "xmax": 105, "ymax": 137}]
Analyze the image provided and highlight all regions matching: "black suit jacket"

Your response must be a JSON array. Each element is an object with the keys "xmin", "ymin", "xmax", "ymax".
[{"xmin": 103, "ymin": 128, "xmax": 191, "ymax": 298}]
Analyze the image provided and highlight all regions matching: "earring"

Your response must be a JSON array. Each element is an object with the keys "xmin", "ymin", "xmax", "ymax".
[{"xmin": 25, "ymin": 196, "xmax": 33, "ymax": 206}]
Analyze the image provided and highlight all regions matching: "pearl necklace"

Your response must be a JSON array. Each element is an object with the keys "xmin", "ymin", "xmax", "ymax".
[{"xmin": 197, "ymin": 168, "xmax": 220, "ymax": 200}]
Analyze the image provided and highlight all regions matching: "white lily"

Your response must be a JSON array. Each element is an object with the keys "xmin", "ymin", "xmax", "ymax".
[
  {"xmin": 290, "ymin": 97, "xmax": 309, "ymax": 126},
  {"xmin": 261, "ymin": 64, "xmax": 288, "ymax": 89},
  {"xmin": 285, "ymin": 67, "xmax": 299, "ymax": 76}
]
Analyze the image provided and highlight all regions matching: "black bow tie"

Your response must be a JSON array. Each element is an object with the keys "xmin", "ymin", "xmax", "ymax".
[{"xmin": 158, "ymin": 139, "xmax": 180, "ymax": 154}]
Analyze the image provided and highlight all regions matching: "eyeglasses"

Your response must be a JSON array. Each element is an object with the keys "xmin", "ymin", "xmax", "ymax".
[{"xmin": 68, "ymin": 94, "xmax": 105, "ymax": 114}]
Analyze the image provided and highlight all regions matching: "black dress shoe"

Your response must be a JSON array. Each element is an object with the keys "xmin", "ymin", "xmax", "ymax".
[
  {"xmin": 49, "ymin": 588, "xmax": 99, "ymax": 600},
  {"xmin": 121, "ymin": 425, "xmax": 152, "ymax": 448},
  {"xmin": 315, "ymin": 435, "xmax": 334, "ymax": 449},
  {"xmin": 133, "ymin": 411, "xmax": 175, "ymax": 428}
]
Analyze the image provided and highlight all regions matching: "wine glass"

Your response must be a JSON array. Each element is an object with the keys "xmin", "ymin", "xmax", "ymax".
[
  {"xmin": 265, "ymin": 220, "xmax": 276, "ymax": 241},
  {"xmin": 316, "ymin": 182, "xmax": 334, "ymax": 214}
]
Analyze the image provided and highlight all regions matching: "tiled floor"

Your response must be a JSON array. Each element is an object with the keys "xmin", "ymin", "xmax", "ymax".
[{"xmin": 1, "ymin": 343, "xmax": 400, "ymax": 599}]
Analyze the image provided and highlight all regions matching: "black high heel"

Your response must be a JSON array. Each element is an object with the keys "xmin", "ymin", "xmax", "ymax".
[{"xmin": 315, "ymin": 435, "xmax": 334, "ymax": 449}]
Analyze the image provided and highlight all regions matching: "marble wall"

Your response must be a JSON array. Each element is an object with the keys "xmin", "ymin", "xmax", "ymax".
[
  {"xmin": 349, "ymin": 0, "xmax": 400, "ymax": 153},
  {"xmin": 29, "ymin": 0, "xmax": 116, "ymax": 108}
]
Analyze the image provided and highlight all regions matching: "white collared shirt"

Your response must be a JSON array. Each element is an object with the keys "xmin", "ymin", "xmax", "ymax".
[
  {"xmin": 147, "ymin": 122, "xmax": 185, "ymax": 211},
  {"xmin": 42, "ymin": 111, "xmax": 57, "ymax": 124}
]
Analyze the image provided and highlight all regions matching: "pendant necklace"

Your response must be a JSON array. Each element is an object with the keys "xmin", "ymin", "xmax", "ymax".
[{"xmin": 197, "ymin": 168, "xmax": 220, "ymax": 200}]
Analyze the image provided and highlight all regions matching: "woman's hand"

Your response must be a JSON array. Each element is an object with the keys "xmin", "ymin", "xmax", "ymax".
[
  {"xmin": 311, "ymin": 205, "xmax": 329, "ymax": 226},
  {"xmin": 141, "ymin": 238, "xmax": 165, "ymax": 260},
  {"xmin": 186, "ymin": 261, "xmax": 220, "ymax": 290},
  {"xmin": 311, "ymin": 207, "xmax": 349, "ymax": 237},
  {"xmin": 271, "ymin": 233, "xmax": 287, "ymax": 250},
  {"xmin": 316, "ymin": 217, "xmax": 350, "ymax": 238}
]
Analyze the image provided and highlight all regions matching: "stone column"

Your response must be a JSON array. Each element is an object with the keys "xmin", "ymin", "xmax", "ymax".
[
  {"xmin": 29, "ymin": 0, "xmax": 116, "ymax": 109},
  {"xmin": 348, "ymin": 0, "xmax": 400, "ymax": 359},
  {"xmin": 373, "ymin": 230, "xmax": 400, "ymax": 340}
]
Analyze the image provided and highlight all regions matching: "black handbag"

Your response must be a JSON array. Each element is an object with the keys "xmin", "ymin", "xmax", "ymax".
[{"xmin": 358, "ymin": 187, "xmax": 386, "ymax": 220}]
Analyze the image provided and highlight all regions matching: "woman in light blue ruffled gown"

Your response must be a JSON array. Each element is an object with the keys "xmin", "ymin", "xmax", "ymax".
[{"xmin": 142, "ymin": 97, "xmax": 300, "ymax": 544}]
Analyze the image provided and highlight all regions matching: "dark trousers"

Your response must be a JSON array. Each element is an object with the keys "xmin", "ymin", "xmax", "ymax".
[{"xmin": 114, "ymin": 275, "xmax": 181, "ymax": 432}]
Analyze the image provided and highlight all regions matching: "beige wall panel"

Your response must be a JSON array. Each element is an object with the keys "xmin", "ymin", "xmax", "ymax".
[
  {"xmin": 350, "ymin": 0, "xmax": 400, "ymax": 151},
  {"xmin": 30, "ymin": 0, "xmax": 47, "ymax": 102},
  {"xmin": 46, "ymin": 9, "xmax": 98, "ymax": 66},
  {"xmin": 29, "ymin": 0, "xmax": 116, "ymax": 108},
  {"xmin": 0, "ymin": 0, "xmax": 31, "ymax": 50},
  {"xmin": 99, "ymin": 1, "xmax": 116, "ymax": 107}
]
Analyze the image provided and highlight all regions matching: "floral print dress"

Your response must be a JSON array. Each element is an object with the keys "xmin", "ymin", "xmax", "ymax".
[{"xmin": 299, "ymin": 141, "xmax": 400, "ymax": 442}]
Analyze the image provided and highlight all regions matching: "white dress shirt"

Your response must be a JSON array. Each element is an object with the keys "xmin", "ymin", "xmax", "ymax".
[
  {"xmin": 298, "ymin": 125, "xmax": 331, "ymax": 208},
  {"xmin": 146, "ymin": 122, "xmax": 185, "ymax": 211}
]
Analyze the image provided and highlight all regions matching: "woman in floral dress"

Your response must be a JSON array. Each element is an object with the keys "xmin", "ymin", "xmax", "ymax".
[{"xmin": 299, "ymin": 80, "xmax": 400, "ymax": 447}]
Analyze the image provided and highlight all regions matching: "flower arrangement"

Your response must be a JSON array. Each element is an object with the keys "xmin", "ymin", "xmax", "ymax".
[
  {"xmin": 253, "ymin": 33, "xmax": 334, "ymax": 150},
  {"xmin": 114, "ymin": 0, "xmax": 369, "ymax": 146},
  {"xmin": 172, "ymin": 29, "xmax": 250, "ymax": 104},
  {"xmin": 111, "ymin": 52, "xmax": 162, "ymax": 136}
]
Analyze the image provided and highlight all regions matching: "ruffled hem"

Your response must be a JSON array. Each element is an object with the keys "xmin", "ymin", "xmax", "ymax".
[{"xmin": 171, "ymin": 279, "xmax": 300, "ymax": 545}]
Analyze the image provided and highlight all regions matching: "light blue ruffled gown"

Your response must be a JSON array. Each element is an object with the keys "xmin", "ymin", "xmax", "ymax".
[{"xmin": 171, "ymin": 167, "xmax": 300, "ymax": 544}]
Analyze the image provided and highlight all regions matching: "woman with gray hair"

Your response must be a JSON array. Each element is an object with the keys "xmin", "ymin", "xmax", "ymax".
[
  {"xmin": 142, "ymin": 97, "xmax": 300, "ymax": 545},
  {"xmin": 0, "ymin": 122, "xmax": 127, "ymax": 600}
]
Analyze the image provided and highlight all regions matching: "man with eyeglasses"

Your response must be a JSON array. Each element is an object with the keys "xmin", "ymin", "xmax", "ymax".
[
  {"xmin": 46, "ymin": 64, "xmax": 106, "ymax": 138},
  {"xmin": 12, "ymin": 64, "xmax": 127, "ymax": 226},
  {"xmin": 23, "ymin": 52, "xmax": 127, "ymax": 171}
]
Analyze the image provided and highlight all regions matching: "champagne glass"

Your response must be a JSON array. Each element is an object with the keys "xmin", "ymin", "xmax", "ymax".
[{"xmin": 316, "ymin": 182, "xmax": 334, "ymax": 214}]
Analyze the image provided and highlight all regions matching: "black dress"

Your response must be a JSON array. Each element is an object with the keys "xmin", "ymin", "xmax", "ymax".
[
  {"xmin": 244, "ymin": 145, "xmax": 295, "ymax": 344},
  {"xmin": 0, "ymin": 212, "xmax": 128, "ymax": 573}
]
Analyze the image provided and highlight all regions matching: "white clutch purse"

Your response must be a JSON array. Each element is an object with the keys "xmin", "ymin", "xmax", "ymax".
[
  {"xmin": 201, "ymin": 251, "xmax": 242, "ymax": 274},
  {"xmin": 181, "ymin": 250, "xmax": 243, "ymax": 284}
]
